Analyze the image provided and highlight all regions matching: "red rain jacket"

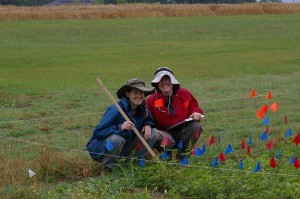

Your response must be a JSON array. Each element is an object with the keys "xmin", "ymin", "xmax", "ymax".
[{"xmin": 146, "ymin": 88, "xmax": 204, "ymax": 131}]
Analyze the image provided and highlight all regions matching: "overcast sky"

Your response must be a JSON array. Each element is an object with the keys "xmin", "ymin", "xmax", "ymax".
[{"xmin": 282, "ymin": 0, "xmax": 300, "ymax": 2}]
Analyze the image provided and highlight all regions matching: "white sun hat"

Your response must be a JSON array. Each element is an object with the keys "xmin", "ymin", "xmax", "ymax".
[{"xmin": 151, "ymin": 67, "xmax": 180, "ymax": 87}]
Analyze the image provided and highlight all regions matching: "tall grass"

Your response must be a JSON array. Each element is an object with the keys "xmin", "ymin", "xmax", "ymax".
[
  {"xmin": 0, "ymin": 14, "xmax": 299, "ymax": 197},
  {"xmin": 0, "ymin": 3, "xmax": 300, "ymax": 21}
]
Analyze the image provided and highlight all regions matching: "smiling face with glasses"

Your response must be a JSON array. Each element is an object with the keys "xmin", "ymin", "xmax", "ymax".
[{"xmin": 158, "ymin": 75, "xmax": 174, "ymax": 97}]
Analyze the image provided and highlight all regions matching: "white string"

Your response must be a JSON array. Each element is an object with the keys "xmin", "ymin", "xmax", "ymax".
[
  {"xmin": 0, "ymin": 112, "xmax": 103, "ymax": 124},
  {"xmin": 0, "ymin": 135, "xmax": 299, "ymax": 178},
  {"xmin": 199, "ymin": 90, "xmax": 300, "ymax": 103},
  {"xmin": 0, "ymin": 90, "xmax": 299, "ymax": 125}
]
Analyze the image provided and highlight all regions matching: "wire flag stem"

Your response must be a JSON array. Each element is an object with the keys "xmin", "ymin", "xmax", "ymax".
[{"xmin": 96, "ymin": 77, "xmax": 156, "ymax": 158}]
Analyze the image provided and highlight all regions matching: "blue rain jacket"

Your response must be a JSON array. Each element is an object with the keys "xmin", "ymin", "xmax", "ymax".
[{"xmin": 86, "ymin": 96, "xmax": 155, "ymax": 160}]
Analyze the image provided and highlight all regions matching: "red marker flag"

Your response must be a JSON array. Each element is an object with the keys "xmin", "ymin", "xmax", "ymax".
[
  {"xmin": 256, "ymin": 110, "xmax": 265, "ymax": 119},
  {"xmin": 267, "ymin": 140, "xmax": 274, "ymax": 150},
  {"xmin": 266, "ymin": 126, "xmax": 269, "ymax": 134},
  {"xmin": 191, "ymin": 147, "xmax": 196, "ymax": 156},
  {"xmin": 154, "ymin": 98, "xmax": 164, "ymax": 108},
  {"xmin": 270, "ymin": 102, "xmax": 278, "ymax": 113},
  {"xmin": 270, "ymin": 157, "xmax": 277, "ymax": 168},
  {"xmin": 209, "ymin": 135, "xmax": 215, "ymax": 146},
  {"xmin": 247, "ymin": 146, "xmax": 251, "ymax": 155},
  {"xmin": 136, "ymin": 141, "xmax": 141, "ymax": 151},
  {"xmin": 249, "ymin": 89, "xmax": 256, "ymax": 98},
  {"xmin": 218, "ymin": 151, "xmax": 226, "ymax": 163},
  {"xmin": 241, "ymin": 139, "xmax": 246, "ymax": 150},
  {"xmin": 294, "ymin": 157, "xmax": 300, "ymax": 169},
  {"xmin": 194, "ymin": 130, "xmax": 199, "ymax": 140},
  {"xmin": 292, "ymin": 133, "xmax": 300, "ymax": 146},
  {"xmin": 284, "ymin": 115, "xmax": 288, "ymax": 124},
  {"xmin": 184, "ymin": 99, "xmax": 190, "ymax": 108},
  {"xmin": 266, "ymin": 91, "xmax": 271, "ymax": 100},
  {"xmin": 261, "ymin": 105, "xmax": 268, "ymax": 114},
  {"xmin": 161, "ymin": 137, "xmax": 169, "ymax": 147}
]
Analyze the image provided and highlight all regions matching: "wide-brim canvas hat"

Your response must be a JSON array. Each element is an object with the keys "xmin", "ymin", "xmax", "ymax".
[
  {"xmin": 117, "ymin": 78, "xmax": 155, "ymax": 99},
  {"xmin": 151, "ymin": 67, "xmax": 180, "ymax": 87}
]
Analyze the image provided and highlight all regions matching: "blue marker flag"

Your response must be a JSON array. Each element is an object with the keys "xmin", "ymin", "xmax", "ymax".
[
  {"xmin": 139, "ymin": 158, "xmax": 144, "ymax": 167},
  {"xmin": 254, "ymin": 161, "xmax": 261, "ymax": 173},
  {"xmin": 178, "ymin": 140, "xmax": 183, "ymax": 150},
  {"xmin": 276, "ymin": 149, "xmax": 281, "ymax": 159},
  {"xmin": 261, "ymin": 132, "xmax": 268, "ymax": 141},
  {"xmin": 249, "ymin": 136, "xmax": 253, "ymax": 146},
  {"xmin": 212, "ymin": 157, "xmax": 218, "ymax": 167},
  {"xmin": 263, "ymin": 116, "xmax": 269, "ymax": 126},
  {"xmin": 202, "ymin": 143, "xmax": 206, "ymax": 153},
  {"xmin": 182, "ymin": 156, "xmax": 188, "ymax": 166},
  {"xmin": 195, "ymin": 147, "xmax": 203, "ymax": 157},
  {"xmin": 225, "ymin": 144, "xmax": 233, "ymax": 155},
  {"xmin": 161, "ymin": 151, "xmax": 168, "ymax": 160},
  {"xmin": 239, "ymin": 160, "xmax": 243, "ymax": 170},
  {"xmin": 290, "ymin": 155, "xmax": 295, "ymax": 164},
  {"xmin": 105, "ymin": 140, "xmax": 114, "ymax": 151},
  {"xmin": 285, "ymin": 128, "xmax": 292, "ymax": 138}
]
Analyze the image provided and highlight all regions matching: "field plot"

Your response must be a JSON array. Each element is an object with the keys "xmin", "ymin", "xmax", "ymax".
[{"xmin": 0, "ymin": 7, "xmax": 300, "ymax": 198}]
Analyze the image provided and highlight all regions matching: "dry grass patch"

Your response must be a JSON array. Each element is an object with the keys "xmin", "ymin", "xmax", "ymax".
[{"xmin": 0, "ymin": 3, "xmax": 300, "ymax": 21}]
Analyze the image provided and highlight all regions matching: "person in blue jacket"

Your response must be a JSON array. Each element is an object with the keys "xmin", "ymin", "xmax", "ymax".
[{"xmin": 86, "ymin": 78, "xmax": 158, "ymax": 171}]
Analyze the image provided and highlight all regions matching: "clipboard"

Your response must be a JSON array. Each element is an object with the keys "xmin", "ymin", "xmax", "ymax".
[{"xmin": 166, "ymin": 114, "xmax": 204, "ymax": 131}]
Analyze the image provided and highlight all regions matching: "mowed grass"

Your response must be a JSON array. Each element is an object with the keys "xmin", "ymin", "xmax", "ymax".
[{"xmin": 0, "ymin": 14, "xmax": 300, "ymax": 198}]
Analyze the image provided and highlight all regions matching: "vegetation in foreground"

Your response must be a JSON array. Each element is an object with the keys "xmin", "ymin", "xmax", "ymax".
[{"xmin": 0, "ymin": 14, "xmax": 299, "ymax": 198}]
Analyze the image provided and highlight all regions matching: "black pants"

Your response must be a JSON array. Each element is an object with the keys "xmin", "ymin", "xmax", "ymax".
[{"xmin": 154, "ymin": 121, "xmax": 202, "ymax": 160}]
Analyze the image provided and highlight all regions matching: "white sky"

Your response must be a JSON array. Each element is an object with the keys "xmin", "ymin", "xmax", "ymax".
[{"xmin": 282, "ymin": 0, "xmax": 300, "ymax": 2}]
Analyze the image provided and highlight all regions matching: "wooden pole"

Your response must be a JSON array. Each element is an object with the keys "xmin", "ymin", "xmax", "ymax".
[{"xmin": 96, "ymin": 77, "xmax": 156, "ymax": 158}]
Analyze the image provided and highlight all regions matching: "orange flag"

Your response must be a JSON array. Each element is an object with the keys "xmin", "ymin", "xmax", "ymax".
[
  {"xmin": 266, "ymin": 91, "xmax": 271, "ymax": 100},
  {"xmin": 249, "ymin": 89, "xmax": 256, "ymax": 98},
  {"xmin": 154, "ymin": 98, "xmax": 164, "ymax": 108},
  {"xmin": 270, "ymin": 157, "xmax": 277, "ymax": 168},
  {"xmin": 256, "ymin": 110, "xmax": 265, "ymax": 119},
  {"xmin": 260, "ymin": 105, "xmax": 268, "ymax": 114},
  {"xmin": 270, "ymin": 102, "xmax": 278, "ymax": 112},
  {"xmin": 184, "ymin": 99, "xmax": 190, "ymax": 108}
]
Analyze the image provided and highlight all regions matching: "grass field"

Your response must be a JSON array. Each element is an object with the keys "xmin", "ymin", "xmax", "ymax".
[{"xmin": 0, "ymin": 11, "xmax": 300, "ymax": 198}]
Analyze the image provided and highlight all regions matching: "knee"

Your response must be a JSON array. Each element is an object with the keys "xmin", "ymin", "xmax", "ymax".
[
  {"xmin": 107, "ymin": 134, "xmax": 125, "ymax": 147},
  {"xmin": 190, "ymin": 121, "xmax": 202, "ymax": 133},
  {"xmin": 150, "ymin": 128, "xmax": 158, "ymax": 142}
]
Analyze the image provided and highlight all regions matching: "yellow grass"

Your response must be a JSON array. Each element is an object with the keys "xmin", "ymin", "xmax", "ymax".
[{"xmin": 0, "ymin": 3, "xmax": 300, "ymax": 21}]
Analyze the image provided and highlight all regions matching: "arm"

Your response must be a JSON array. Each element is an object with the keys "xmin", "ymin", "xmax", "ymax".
[{"xmin": 93, "ymin": 105, "xmax": 131, "ymax": 139}]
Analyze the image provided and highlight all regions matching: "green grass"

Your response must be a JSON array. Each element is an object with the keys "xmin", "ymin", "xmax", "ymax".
[{"xmin": 0, "ymin": 14, "xmax": 300, "ymax": 198}]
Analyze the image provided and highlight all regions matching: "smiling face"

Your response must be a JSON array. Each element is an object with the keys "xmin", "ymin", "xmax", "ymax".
[
  {"xmin": 125, "ymin": 88, "xmax": 145, "ymax": 109},
  {"xmin": 158, "ymin": 75, "xmax": 173, "ymax": 96}
]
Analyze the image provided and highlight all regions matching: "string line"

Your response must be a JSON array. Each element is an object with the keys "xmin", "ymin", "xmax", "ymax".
[
  {"xmin": 1, "ymin": 90, "xmax": 299, "ymax": 125},
  {"xmin": 0, "ymin": 135, "xmax": 298, "ymax": 178}
]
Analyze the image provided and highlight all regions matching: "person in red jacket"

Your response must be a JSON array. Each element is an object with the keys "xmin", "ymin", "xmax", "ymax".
[{"xmin": 146, "ymin": 67, "xmax": 204, "ymax": 160}]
